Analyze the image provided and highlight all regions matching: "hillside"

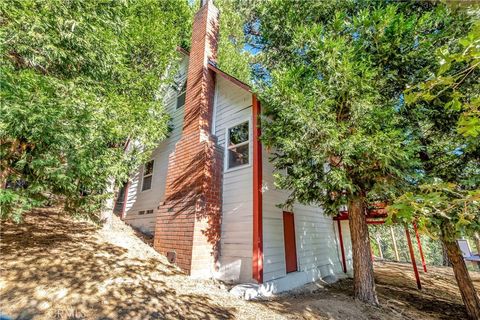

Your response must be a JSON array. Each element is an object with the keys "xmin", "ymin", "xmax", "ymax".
[{"xmin": 1, "ymin": 207, "xmax": 478, "ymax": 319}]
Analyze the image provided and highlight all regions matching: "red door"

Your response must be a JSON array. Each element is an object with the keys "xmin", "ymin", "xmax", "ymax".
[{"xmin": 283, "ymin": 211, "xmax": 298, "ymax": 273}]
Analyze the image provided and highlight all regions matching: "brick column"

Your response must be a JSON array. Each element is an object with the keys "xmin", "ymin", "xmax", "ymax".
[{"xmin": 154, "ymin": 0, "xmax": 222, "ymax": 278}]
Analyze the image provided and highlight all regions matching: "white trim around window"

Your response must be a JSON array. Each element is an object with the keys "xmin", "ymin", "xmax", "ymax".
[
  {"xmin": 224, "ymin": 117, "xmax": 252, "ymax": 173},
  {"xmin": 141, "ymin": 159, "xmax": 154, "ymax": 192}
]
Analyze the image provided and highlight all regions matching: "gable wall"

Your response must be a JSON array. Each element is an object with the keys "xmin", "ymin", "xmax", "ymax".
[
  {"xmin": 213, "ymin": 77, "xmax": 253, "ymax": 282},
  {"xmin": 122, "ymin": 57, "xmax": 188, "ymax": 235},
  {"xmin": 118, "ymin": 56, "xmax": 353, "ymax": 284}
]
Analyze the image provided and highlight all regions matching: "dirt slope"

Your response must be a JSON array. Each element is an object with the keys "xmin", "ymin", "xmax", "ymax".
[
  {"xmin": 1, "ymin": 207, "xmax": 479, "ymax": 320},
  {"xmin": 0, "ymin": 208, "xmax": 281, "ymax": 319}
]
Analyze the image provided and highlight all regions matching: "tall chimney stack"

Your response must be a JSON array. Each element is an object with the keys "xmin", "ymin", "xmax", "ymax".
[{"xmin": 154, "ymin": 0, "xmax": 223, "ymax": 278}]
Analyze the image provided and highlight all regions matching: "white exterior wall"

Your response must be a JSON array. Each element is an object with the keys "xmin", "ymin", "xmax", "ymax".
[
  {"xmin": 213, "ymin": 77, "xmax": 253, "ymax": 283},
  {"xmin": 262, "ymin": 148, "xmax": 352, "ymax": 284},
  {"xmin": 336, "ymin": 219, "xmax": 353, "ymax": 271},
  {"xmin": 122, "ymin": 57, "xmax": 188, "ymax": 235},
  {"xmin": 119, "ymin": 54, "xmax": 352, "ymax": 288}
]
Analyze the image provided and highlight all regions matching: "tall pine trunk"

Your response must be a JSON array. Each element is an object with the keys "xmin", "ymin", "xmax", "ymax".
[
  {"xmin": 444, "ymin": 239, "xmax": 480, "ymax": 319},
  {"xmin": 442, "ymin": 242, "xmax": 452, "ymax": 267},
  {"xmin": 474, "ymin": 233, "xmax": 480, "ymax": 255},
  {"xmin": 348, "ymin": 196, "xmax": 379, "ymax": 305},
  {"xmin": 100, "ymin": 177, "xmax": 117, "ymax": 229}
]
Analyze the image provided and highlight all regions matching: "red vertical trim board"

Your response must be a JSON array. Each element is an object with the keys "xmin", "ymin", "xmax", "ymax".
[
  {"xmin": 405, "ymin": 225, "xmax": 422, "ymax": 290},
  {"xmin": 337, "ymin": 220, "xmax": 347, "ymax": 273},
  {"xmin": 252, "ymin": 95, "xmax": 263, "ymax": 283},
  {"xmin": 414, "ymin": 223, "xmax": 427, "ymax": 273},
  {"xmin": 283, "ymin": 211, "xmax": 298, "ymax": 273}
]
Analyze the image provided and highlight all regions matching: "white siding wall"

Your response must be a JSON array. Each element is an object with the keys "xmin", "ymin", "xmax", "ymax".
[
  {"xmin": 122, "ymin": 57, "xmax": 188, "ymax": 234},
  {"xmin": 336, "ymin": 220, "xmax": 353, "ymax": 271},
  {"xmin": 262, "ymin": 149, "xmax": 352, "ymax": 282},
  {"xmin": 119, "ymin": 56, "xmax": 353, "ymax": 285},
  {"xmin": 214, "ymin": 77, "xmax": 253, "ymax": 282}
]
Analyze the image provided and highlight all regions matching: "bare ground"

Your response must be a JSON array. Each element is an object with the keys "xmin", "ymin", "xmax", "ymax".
[{"xmin": 1, "ymin": 208, "xmax": 478, "ymax": 320}]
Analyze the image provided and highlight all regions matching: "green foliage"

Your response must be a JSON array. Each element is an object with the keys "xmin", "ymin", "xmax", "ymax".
[
  {"xmin": 215, "ymin": 0, "xmax": 253, "ymax": 84},
  {"xmin": 0, "ymin": 0, "xmax": 192, "ymax": 221},
  {"xmin": 246, "ymin": 0, "xmax": 471, "ymax": 214},
  {"xmin": 405, "ymin": 21, "xmax": 479, "ymax": 140},
  {"xmin": 389, "ymin": 13, "xmax": 480, "ymax": 243},
  {"xmin": 389, "ymin": 183, "xmax": 480, "ymax": 241},
  {"xmin": 404, "ymin": 18, "xmax": 479, "ymax": 171}
]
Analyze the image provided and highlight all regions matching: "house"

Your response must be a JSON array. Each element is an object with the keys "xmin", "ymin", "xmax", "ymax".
[{"xmin": 114, "ymin": 0, "xmax": 352, "ymax": 293}]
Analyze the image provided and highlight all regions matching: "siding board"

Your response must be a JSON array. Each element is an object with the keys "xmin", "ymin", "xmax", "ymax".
[
  {"xmin": 122, "ymin": 57, "xmax": 188, "ymax": 234},
  {"xmin": 214, "ymin": 77, "xmax": 253, "ymax": 283},
  {"xmin": 262, "ymin": 146, "xmax": 352, "ymax": 282}
]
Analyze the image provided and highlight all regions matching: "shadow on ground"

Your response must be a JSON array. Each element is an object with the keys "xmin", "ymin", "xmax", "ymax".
[
  {"xmin": 254, "ymin": 261, "xmax": 480, "ymax": 320},
  {"xmin": 0, "ymin": 208, "xmax": 235, "ymax": 320},
  {"xmin": 3, "ymin": 208, "xmax": 479, "ymax": 320}
]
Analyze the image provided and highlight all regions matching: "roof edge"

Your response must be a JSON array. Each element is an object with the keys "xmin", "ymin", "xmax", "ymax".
[
  {"xmin": 176, "ymin": 47, "xmax": 251, "ymax": 93},
  {"xmin": 208, "ymin": 61, "xmax": 251, "ymax": 93}
]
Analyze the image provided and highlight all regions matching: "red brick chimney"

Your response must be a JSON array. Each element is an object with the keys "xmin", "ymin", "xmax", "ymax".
[{"xmin": 154, "ymin": 0, "xmax": 223, "ymax": 278}]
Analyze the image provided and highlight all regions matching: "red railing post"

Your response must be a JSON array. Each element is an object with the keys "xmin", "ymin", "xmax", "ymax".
[
  {"xmin": 413, "ymin": 222, "xmax": 427, "ymax": 272},
  {"xmin": 337, "ymin": 220, "xmax": 347, "ymax": 273},
  {"xmin": 405, "ymin": 224, "xmax": 422, "ymax": 290}
]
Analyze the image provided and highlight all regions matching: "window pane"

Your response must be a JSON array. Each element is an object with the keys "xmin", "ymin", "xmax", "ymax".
[
  {"xmin": 228, "ymin": 122, "xmax": 249, "ymax": 146},
  {"xmin": 176, "ymin": 81, "xmax": 187, "ymax": 109},
  {"xmin": 176, "ymin": 91, "xmax": 186, "ymax": 109},
  {"xmin": 228, "ymin": 143, "xmax": 249, "ymax": 168},
  {"xmin": 142, "ymin": 175, "xmax": 152, "ymax": 191},
  {"xmin": 144, "ymin": 160, "xmax": 154, "ymax": 176}
]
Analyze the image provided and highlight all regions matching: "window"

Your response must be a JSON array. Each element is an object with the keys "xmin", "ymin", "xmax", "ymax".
[
  {"xmin": 142, "ymin": 160, "xmax": 154, "ymax": 191},
  {"xmin": 176, "ymin": 81, "xmax": 187, "ymax": 109},
  {"xmin": 226, "ymin": 121, "xmax": 250, "ymax": 169},
  {"xmin": 139, "ymin": 210, "xmax": 145, "ymax": 215},
  {"xmin": 146, "ymin": 209, "xmax": 154, "ymax": 214}
]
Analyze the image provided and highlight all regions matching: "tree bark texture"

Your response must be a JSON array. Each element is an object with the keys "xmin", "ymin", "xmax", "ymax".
[
  {"xmin": 444, "ymin": 239, "xmax": 480, "ymax": 319},
  {"xmin": 100, "ymin": 177, "xmax": 117, "ymax": 229},
  {"xmin": 348, "ymin": 196, "xmax": 379, "ymax": 306},
  {"xmin": 474, "ymin": 233, "xmax": 480, "ymax": 256},
  {"xmin": 442, "ymin": 242, "xmax": 452, "ymax": 267}
]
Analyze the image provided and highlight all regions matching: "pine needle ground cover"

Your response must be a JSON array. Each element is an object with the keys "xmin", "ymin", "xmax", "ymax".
[{"xmin": 1, "ymin": 207, "xmax": 479, "ymax": 320}]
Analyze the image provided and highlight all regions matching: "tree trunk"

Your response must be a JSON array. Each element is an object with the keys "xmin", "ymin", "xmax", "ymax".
[
  {"xmin": 375, "ymin": 236, "xmax": 383, "ymax": 259},
  {"xmin": 0, "ymin": 167, "xmax": 12, "ymax": 189},
  {"xmin": 348, "ymin": 196, "xmax": 379, "ymax": 305},
  {"xmin": 474, "ymin": 233, "xmax": 480, "ymax": 255},
  {"xmin": 442, "ymin": 242, "xmax": 452, "ymax": 267},
  {"xmin": 100, "ymin": 177, "xmax": 117, "ymax": 230},
  {"xmin": 444, "ymin": 239, "xmax": 480, "ymax": 319}
]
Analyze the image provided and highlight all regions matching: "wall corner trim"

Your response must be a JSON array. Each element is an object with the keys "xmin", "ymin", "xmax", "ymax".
[{"xmin": 252, "ymin": 94, "xmax": 263, "ymax": 283}]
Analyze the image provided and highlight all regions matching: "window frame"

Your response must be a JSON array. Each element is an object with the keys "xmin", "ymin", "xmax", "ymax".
[
  {"xmin": 224, "ymin": 118, "xmax": 252, "ymax": 172},
  {"xmin": 141, "ymin": 159, "xmax": 155, "ymax": 192},
  {"xmin": 176, "ymin": 80, "xmax": 187, "ymax": 109}
]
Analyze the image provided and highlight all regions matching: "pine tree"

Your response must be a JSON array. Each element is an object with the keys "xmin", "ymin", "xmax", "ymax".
[
  {"xmin": 0, "ymin": 0, "xmax": 192, "ymax": 221},
  {"xmin": 243, "ymin": 0, "xmax": 474, "ymax": 305}
]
